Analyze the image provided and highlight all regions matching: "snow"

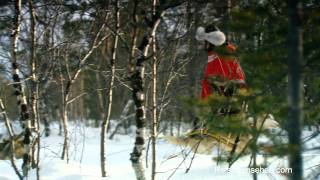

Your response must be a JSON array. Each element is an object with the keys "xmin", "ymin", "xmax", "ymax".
[
  {"xmin": 0, "ymin": 122, "xmax": 22, "ymax": 142},
  {"xmin": 0, "ymin": 122, "xmax": 319, "ymax": 180}
]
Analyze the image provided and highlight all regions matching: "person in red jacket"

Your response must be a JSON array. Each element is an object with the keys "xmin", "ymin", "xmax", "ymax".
[{"xmin": 196, "ymin": 25, "xmax": 246, "ymax": 99}]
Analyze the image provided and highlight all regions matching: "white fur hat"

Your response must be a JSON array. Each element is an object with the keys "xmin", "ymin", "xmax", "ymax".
[{"xmin": 195, "ymin": 26, "xmax": 226, "ymax": 46}]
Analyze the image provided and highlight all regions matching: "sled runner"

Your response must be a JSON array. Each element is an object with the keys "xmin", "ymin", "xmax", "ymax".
[
  {"xmin": 165, "ymin": 113, "xmax": 279, "ymax": 155},
  {"xmin": 165, "ymin": 129, "xmax": 250, "ymax": 155}
]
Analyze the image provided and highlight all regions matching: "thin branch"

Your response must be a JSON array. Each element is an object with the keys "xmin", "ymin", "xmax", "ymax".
[{"xmin": 66, "ymin": 92, "xmax": 88, "ymax": 105}]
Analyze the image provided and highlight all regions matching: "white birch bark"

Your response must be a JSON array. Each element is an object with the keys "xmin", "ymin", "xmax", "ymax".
[
  {"xmin": 10, "ymin": 0, "xmax": 32, "ymax": 177},
  {"xmin": 129, "ymin": 2, "xmax": 185, "ymax": 179},
  {"xmin": 100, "ymin": 1, "xmax": 119, "ymax": 177},
  {"xmin": 151, "ymin": 1, "xmax": 158, "ymax": 179}
]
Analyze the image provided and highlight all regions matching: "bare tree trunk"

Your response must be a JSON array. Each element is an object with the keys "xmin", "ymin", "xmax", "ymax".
[
  {"xmin": 35, "ymin": 94, "xmax": 41, "ymax": 180},
  {"xmin": 38, "ymin": 0, "xmax": 51, "ymax": 137},
  {"xmin": 129, "ymin": 42, "xmax": 148, "ymax": 180},
  {"xmin": 96, "ymin": 33, "xmax": 110, "ymax": 128},
  {"xmin": 28, "ymin": 0, "xmax": 40, "ymax": 173},
  {"xmin": 11, "ymin": 0, "xmax": 32, "ymax": 177},
  {"xmin": 151, "ymin": 43, "xmax": 158, "ymax": 179},
  {"xmin": 129, "ymin": 21, "xmax": 158, "ymax": 180},
  {"xmin": 28, "ymin": 0, "xmax": 38, "ymax": 133},
  {"xmin": 129, "ymin": 2, "xmax": 185, "ymax": 179},
  {"xmin": 129, "ymin": 0, "xmax": 139, "ymax": 66},
  {"xmin": 56, "ymin": 106, "xmax": 62, "ymax": 136},
  {"xmin": 287, "ymin": 0, "xmax": 304, "ymax": 180},
  {"xmin": 185, "ymin": 0, "xmax": 200, "ymax": 130},
  {"xmin": 79, "ymin": 75, "xmax": 85, "ymax": 123},
  {"xmin": 61, "ymin": 98, "xmax": 69, "ymax": 161},
  {"xmin": 251, "ymin": 118, "xmax": 258, "ymax": 180},
  {"xmin": 95, "ymin": 57, "xmax": 105, "ymax": 127},
  {"xmin": 100, "ymin": 1, "xmax": 119, "ymax": 177},
  {"xmin": 151, "ymin": 1, "xmax": 158, "ymax": 179},
  {"xmin": 56, "ymin": 51, "xmax": 64, "ymax": 140},
  {"xmin": 40, "ymin": 97, "xmax": 50, "ymax": 136},
  {"xmin": 60, "ymin": 47, "xmax": 70, "ymax": 161}
]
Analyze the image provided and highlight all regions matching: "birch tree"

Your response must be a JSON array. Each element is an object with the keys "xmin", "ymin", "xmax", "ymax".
[
  {"xmin": 10, "ymin": 0, "xmax": 32, "ymax": 176},
  {"xmin": 28, "ymin": 1, "xmax": 41, "ymax": 175},
  {"xmin": 100, "ymin": 0, "xmax": 119, "ymax": 177},
  {"xmin": 128, "ymin": 1, "xmax": 185, "ymax": 179},
  {"xmin": 151, "ymin": 1, "xmax": 158, "ymax": 179}
]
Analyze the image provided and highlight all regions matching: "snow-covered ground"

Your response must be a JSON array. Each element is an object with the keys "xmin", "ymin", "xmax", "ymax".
[{"xmin": 0, "ymin": 122, "xmax": 319, "ymax": 180}]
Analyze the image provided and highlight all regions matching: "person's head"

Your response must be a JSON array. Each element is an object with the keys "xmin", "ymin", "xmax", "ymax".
[{"xmin": 195, "ymin": 24, "xmax": 226, "ymax": 52}]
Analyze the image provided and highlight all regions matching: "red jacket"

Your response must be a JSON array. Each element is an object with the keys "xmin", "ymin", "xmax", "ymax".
[{"xmin": 201, "ymin": 45, "xmax": 246, "ymax": 99}]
